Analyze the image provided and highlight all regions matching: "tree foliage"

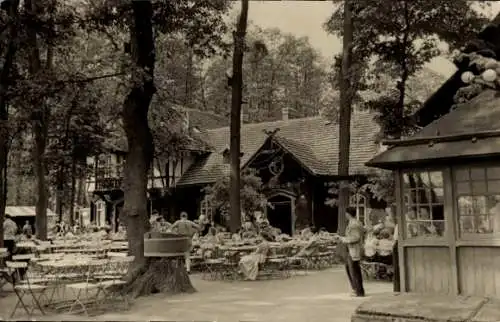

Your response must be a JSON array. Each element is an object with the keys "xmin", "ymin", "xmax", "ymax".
[
  {"xmin": 203, "ymin": 26, "xmax": 330, "ymax": 122},
  {"xmin": 203, "ymin": 169, "xmax": 268, "ymax": 217},
  {"xmin": 325, "ymin": 0, "xmax": 488, "ymax": 139}
]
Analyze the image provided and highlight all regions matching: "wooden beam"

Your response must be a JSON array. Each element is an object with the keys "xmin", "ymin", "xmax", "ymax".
[
  {"xmin": 444, "ymin": 167, "xmax": 459, "ymax": 295},
  {"xmin": 395, "ymin": 170, "xmax": 407, "ymax": 292}
]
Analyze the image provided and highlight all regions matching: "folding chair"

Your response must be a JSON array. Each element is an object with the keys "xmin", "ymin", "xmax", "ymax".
[
  {"xmin": 95, "ymin": 253, "xmax": 134, "ymax": 310},
  {"xmin": 0, "ymin": 248, "xmax": 10, "ymax": 293},
  {"xmin": 65, "ymin": 262, "xmax": 101, "ymax": 316},
  {"xmin": 6, "ymin": 261, "xmax": 48, "ymax": 318}
]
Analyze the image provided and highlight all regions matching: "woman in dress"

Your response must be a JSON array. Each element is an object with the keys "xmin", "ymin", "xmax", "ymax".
[{"xmin": 238, "ymin": 232, "xmax": 273, "ymax": 280}]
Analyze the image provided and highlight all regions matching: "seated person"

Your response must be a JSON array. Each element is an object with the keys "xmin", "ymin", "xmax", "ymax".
[
  {"xmin": 418, "ymin": 208, "xmax": 437, "ymax": 236},
  {"xmin": 405, "ymin": 209, "xmax": 419, "ymax": 237},
  {"xmin": 232, "ymin": 229, "xmax": 242, "ymax": 242},
  {"xmin": 375, "ymin": 230, "xmax": 394, "ymax": 265},
  {"xmin": 364, "ymin": 230, "xmax": 379, "ymax": 260},
  {"xmin": 295, "ymin": 231, "xmax": 321, "ymax": 257},
  {"xmin": 202, "ymin": 227, "xmax": 219, "ymax": 244},
  {"xmin": 258, "ymin": 221, "xmax": 276, "ymax": 242},
  {"xmin": 238, "ymin": 232, "xmax": 272, "ymax": 280},
  {"xmin": 300, "ymin": 227, "xmax": 313, "ymax": 240}
]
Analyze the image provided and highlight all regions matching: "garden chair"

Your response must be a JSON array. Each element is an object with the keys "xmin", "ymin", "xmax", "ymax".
[
  {"xmin": 0, "ymin": 248, "xmax": 10, "ymax": 293},
  {"xmin": 201, "ymin": 258, "xmax": 225, "ymax": 280},
  {"xmin": 6, "ymin": 260, "xmax": 48, "ymax": 318},
  {"xmin": 95, "ymin": 253, "xmax": 134, "ymax": 310},
  {"xmin": 65, "ymin": 261, "xmax": 101, "ymax": 316}
]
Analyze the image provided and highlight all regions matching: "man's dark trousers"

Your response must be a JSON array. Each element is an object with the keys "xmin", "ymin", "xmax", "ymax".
[{"xmin": 345, "ymin": 254, "xmax": 365, "ymax": 296}]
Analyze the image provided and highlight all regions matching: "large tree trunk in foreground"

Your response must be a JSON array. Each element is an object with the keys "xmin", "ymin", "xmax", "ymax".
[
  {"xmin": 337, "ymin": 0, "xmax": 354, "ymax": 235},
  {"xmin": 122, "ymin": 1, "xmax": 194, "ymax": 297},
  {"xmin": 26, "ymin": 0, "xmax": 49, "ymax": 240},
  {"xmin": 229, "ymin": 0, "xmax": 249, "ymax": 233},
  {"xmin": 123, "ymin": 257, "xmax": 194, "ymax": 298},
  {"xmin": 0, "ymin": 0, "xmax": 20, "ymax": 247}
]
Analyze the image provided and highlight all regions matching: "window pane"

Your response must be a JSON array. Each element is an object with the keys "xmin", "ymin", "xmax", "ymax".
[
  {"xmin": 430, "ymin": 188, "xmax": 444, "ymax": 204},
  {"xmin": 429, "ymin": 172, "xmax": 443, "ymax": 187},
  {"xmin": 403, "ymin": 172, "xmax": 446, "ymax": 239},
  {"xmin": 459, "ymin": 195, "xmax": 500, "ymax": 236},
  {"xmin": 455, "ymin": 168, "xmax": 470, "ymax": 182},
  {"xmin": 487, "ymin": 167, "xmax": 500, "ymax": 180},
  {"xmin": 472, "ymin": 181, "xmax": 487, "ymax": 194},
  {"xmin": 417, "ymin": 207, "xmax": 431, "ymax": 220},
  {"xmin": 456, "ymin": 182, "xmax": 471, "ymax": 195},
  {"xmin": 419, "ymin": 172, "xmax": 431, "ymax": 188},
  {"xmin": 472, "ymin": 196, "xmax": 487, "ymax": 215},
  {"xmin": 403, "ymin": 173, "xmax": 410, "ymax": 187},
  {"xmin": 460, "ymin": 216, "xmax": 475, "ymax": 233},
  {"xmin": 487, "ymin": 180, "xmax": 500, "ymax": 194},
  {"xmin": 458, "ymin": 196, "xmax": 473, "ymax": 216},
  {"xmin": 431, "ymin": 205, "xmax": 444, "ymax": 221},
  {"xmin": 470, "ymin": 168, "xmax": 486, "ymax": 181}
]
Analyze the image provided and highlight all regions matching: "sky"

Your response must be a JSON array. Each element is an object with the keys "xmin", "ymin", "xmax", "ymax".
[{"xmin": 231, "ymin": 1, "xmax": 500, "ymax": 78}]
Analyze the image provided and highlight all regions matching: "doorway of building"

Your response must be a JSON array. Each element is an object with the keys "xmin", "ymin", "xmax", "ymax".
[{"xmin": 266, "ymin": 194, "xmax": 294, "ymax": 236}]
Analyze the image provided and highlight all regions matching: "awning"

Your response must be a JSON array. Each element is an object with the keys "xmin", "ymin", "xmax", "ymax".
[
  {"xmin": 366, "ymin": 136, "xmax": 500, "ymax": 170},
  {"xmin": 5, "ymin": 206, "xmax": 57, "ymax": 218}
]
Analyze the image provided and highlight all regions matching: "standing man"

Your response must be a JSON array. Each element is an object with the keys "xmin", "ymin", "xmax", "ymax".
[
  {"xmin": 170, "ymin": 212, "xmax": 200, "ymax": 274},
  {"xmin": 339, "ymin": 207, "xmax": 365, "ymax": 297}
]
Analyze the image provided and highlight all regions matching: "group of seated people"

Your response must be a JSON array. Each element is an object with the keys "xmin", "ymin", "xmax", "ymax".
[
  {"xmin": 50, "ymin": 220, "xmax": 126, "ymax": 241},
  {"xmin": 363, "ymin": 214, "xmax": 396, "ymax": 266}
]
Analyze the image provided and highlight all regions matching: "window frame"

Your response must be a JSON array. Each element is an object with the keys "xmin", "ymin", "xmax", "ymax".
[
  {"xmin": 200, "ymin": 197, "xmax": 214, "ymax": 225},
  {"xmin": 401, "ymin": 169, "xmax": 446, "ymax": 242},
  {"xmin": 452, "ymin": 165, "xmax": 500, "ymax": 241},
  {"xmin": 95, "ymin": 200, "xmax": 106, "ymax": 227},
  {"xmin": 349, "ymin": 192, "xmax": 369, "ymax": 226}
]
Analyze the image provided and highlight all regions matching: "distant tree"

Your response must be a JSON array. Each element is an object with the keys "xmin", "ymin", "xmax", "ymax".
[
  {"xmin": 325, "ymin": 0, "xmax": 488, "ymax": 139},
  {"xmin": 204, "ymin": 169, "xmax": 268, "ymax": 221},
  {"xmin": 203, "ymin": 26, "xmax": 329, "ymax": 122},
  {"xmin": 85, "ymin": 0, "xmax": 230, "ymax": 297}
]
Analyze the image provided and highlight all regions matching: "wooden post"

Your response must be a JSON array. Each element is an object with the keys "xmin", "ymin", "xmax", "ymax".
[
  {"xmin": 444, "ymin": 167, "xmax": 459, "ymax": 295},
  {"xmin": 395, "ymin": 170, "xmax": 407, "ymax": 292}
]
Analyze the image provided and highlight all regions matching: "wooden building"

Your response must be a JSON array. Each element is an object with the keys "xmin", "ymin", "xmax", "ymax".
[
  {"xmin": 86, "ymin": 104, "xmax": 385, "ymax": 233},
  {"xmin": 85, "ymin": 107, "xmax": 228, "ymax": 230},
  {"xmin": 176, "ymin": 108, "xmax": 383, "ymax": 233},
  {"xmin": 367, "ymin": 89, "xmax": 500, "ymax": 297}
]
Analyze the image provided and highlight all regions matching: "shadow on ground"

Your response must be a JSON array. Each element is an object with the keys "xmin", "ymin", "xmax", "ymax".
[{"xmin": 0, "ymin": 266, "xmax": 392, "ymax": 322}]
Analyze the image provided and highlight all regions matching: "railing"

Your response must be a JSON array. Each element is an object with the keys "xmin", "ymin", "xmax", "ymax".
[{"xmin": 95, "ymin": 177, "xmax": 123, "ymax": 191}]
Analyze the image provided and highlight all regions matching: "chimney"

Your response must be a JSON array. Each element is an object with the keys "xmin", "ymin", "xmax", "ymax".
[{"xmin": 281, "ymin": 107, "xmax": 289, "ymax": 121}]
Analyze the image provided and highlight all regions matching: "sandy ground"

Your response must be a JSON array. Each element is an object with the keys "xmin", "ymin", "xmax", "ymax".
[{"xmin": 0, "ymin": 266, "xmax": 392, "ymax": 321}]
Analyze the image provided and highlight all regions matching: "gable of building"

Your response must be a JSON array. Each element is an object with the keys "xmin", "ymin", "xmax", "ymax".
[
  {"xmin": 177, "ymin": 110, "xmax": 381, "ymax": 186},
  {"xmin": 367, "ymin": 89, "xmax": 500, "ymax": 169},
  {"xmin": 414, "ymin": 13, "xmax": 500, "ymax": 127}
]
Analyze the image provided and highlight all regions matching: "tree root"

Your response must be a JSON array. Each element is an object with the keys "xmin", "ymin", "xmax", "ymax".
[{"xmin": 123, "ymin": 257, "xmax": 196, "ymax": 298}]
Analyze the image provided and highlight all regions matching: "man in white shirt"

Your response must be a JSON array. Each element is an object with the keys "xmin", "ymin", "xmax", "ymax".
[
  {"xmin": 3, "ymin": 213, "xmax": 18, "ymax": 260},
  {"xmin": 170, "ymin": 212, "xmax": 200, "ymax": 274}
]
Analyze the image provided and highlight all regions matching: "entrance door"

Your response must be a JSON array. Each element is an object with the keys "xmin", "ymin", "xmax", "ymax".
[{"xmin": 267, "ymin": 194, "xmax": 293, "ymax": 235}]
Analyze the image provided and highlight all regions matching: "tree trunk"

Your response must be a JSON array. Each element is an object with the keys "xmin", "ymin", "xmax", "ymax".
[
  {"xmin": 394, "ymin": 0, "xmax": 410, "ymax": 140},
  {"xmin": 337, "ymin": 0, "xmax": 354, "ymax": 235},
  {"xmin": 55, "ymin": 166, "xmax": 64, "ymax": 222},
  {"xmin": 69, "ymin": 155, "xmax": 77, "ymax": 226},
  {"xmin": 229, "ymin": 0, "xmax": 249, "ymax": 233},
  {"xmin": 33, "ymin": 117, "xmax": 49, "ymax": 240},
  {"xmin": 121, "ymin": 1, "xmax": 194, "ymax": 297},
  {"xmin": 0, "ymin": 0, "xmax": 20, "ymax": 247},
  {"xmin": 26, "ymin": 0, "xmax": 49, "ymax": 240}
]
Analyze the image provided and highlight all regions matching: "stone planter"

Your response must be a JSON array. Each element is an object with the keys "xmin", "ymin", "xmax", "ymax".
[{"xmin": 144, "ymin": 232, "xmax": 191, "ymax": 257}]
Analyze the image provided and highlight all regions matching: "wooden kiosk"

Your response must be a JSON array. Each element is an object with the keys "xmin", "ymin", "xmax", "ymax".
[{"xmin": 367, "ymin": 89, "xmax": 500, "ymax": 298}]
